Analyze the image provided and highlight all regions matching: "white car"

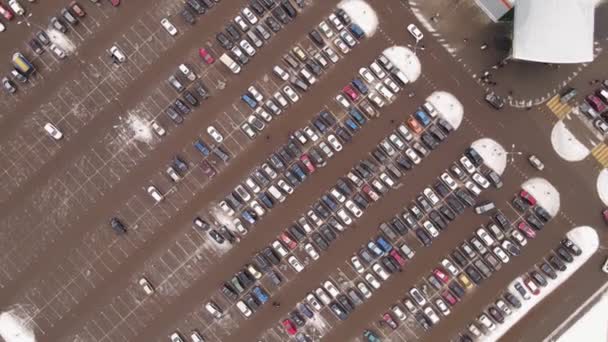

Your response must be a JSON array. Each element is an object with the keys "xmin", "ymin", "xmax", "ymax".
[
  {"xmin": 246, "ymin": 264, "xmax": 262, "ymax": 279},
  {"xmin": 423, "ymin": 187, "xmax": 440, "ymax": 205},
  {"xmin": 304, "ymin": 243, "xmax": 320, "ymax": 260},
  {"xmin": 434, "ymin": 299, "xmax": 451, "ymax": 316},
  {"xmin": 459, "ymin": 156, "xmax": 476, "ymax": 174},
  {"xmin": 440, "ymin": 172, "xmax": 458, "ymax": 190},
  {"xmin": 178, "ymin": 64, "xmax": 196, "ymax": 81},
  {"xmin": 190, "ymin": 331, "xmax": 204, "ymax": 342},
  {"xmin": 383, "ymin": 78, "xmax": 400, "ymax": 93},
  {"xmin": 306, "ymin": 293, "xmax": 323, "ymax": 310},
  {"xmin": 288, "ymin": 255, "xmax": 304, "ymax": 272},
  {"xmin": 299, "ymin": 68, "xmax": 317, "ymax": 85},
  {"xmin": 297, "ymin": 217, "xmax": 313, "ymax": 234},
  {"xmin": 364, "ymin": 273, "xmax": 381, "ymax": 289},
  {"xmin": 476, "ymin": 228, "xmax": 496, "ymax": 246},
  {"xmin": 138, "ymin": 277, "xmax": 154, "ymax": 295},
  {"xmin": 147, "ymin": 186, "xmax": 164, "ymax": 202},
  {"xmin": 379, "ymin": 172, "xmax": 396, "ymax": 188},
  {"xmin": 465, "ymin": 181, "xmax": 482, "ymax": 196},
  {"xmin": 274, "ymin": 91, "xmax": 289, "ymax": 108},
  {"xmin": 239, "ymin": 39, "xmax": 256, "ymax": 56},
  {"xmin": 161, "ymin": 18, "xmax": 178, "ymax": 36},
  {"xmin": 468, "ymin": 324, "xmax": 482, "ymax": 337},
  {"xmin": 318, "ymin": 20, "xmax": 334, "ymax": 38},
  {"xmin": 44, "ymin": 122, "xmax": 63, "ymax": 140},
  {"xmin": 333, "ymin": 37, "xmax": 350, "ymax": 54},
  {"xmin": 345, "ymin": 199, "xmax": 363, "ymax": 218},
  {"xmin": 327, "ymin": 134, "xmax": 343, "ymax": 151},
  {"xmin": 328, "ymin": 13, "xmax": 344, "ymax": 30},
  {"xmin": 261, "ymin": 163, "xmax": 277, "ymax": 179},
  {"xmin": 50, "ymin": 44, "xmax": 66, "ymax": 59},
  {"xmin": 407, "ymin": 23, "xmax": 423, "ymax": 41},
  {"xmin": 277, "ymin": 179, "xmax": 294, "ymax": 194},
  {"xmin": 241, "ymin": 123, "xmax": 256, "ymax": 139},
  {"xmin": 369, "ymin": 62, "xmax": 386, "ymax": 79},
  {"xmin": 304, "ymin": 126, "xmax": 319, "ymax": 142},
  {"xmin": 397, "ymin": 124, "xmax": 413, "ymax": 142},
  {"xmin": 170, "ymin": 332, "xmax": 183, "ymax": 342},
  {"xmin": 0, "ymin": 22, "xmax": 5, "ymax": 32},
  {"xmin": 472, "ymin": 172, "xmax": 490, "ymax": 189},
  {"xmin": 389, "ymin": 133, "xmax": 406, "ymax": 150},
  {"xmin": 391, "ymin": 305, "xmax": 407, "ymax": 321},
  {"xmin": 234, "ymin": 15, "xmax": 249, "ymax": 31},
  {"xmin": 236, "ymin": 300, "xmax": 252, "ymax": 317},
  {"xmin": 478, "ymin": 314, "xmax": 496, "ymax": 331},
  {"xmin": 409, "ymin": 288, "xmax": 427, "ymax": 305},
  {"xmin": 368, "ymin": 92, "xmax": 386, "ymax": 108},
  {"xmin": 273, "ymin": 65, "xmax": 290, "ymax": 81},
  {"xmin": 424, "ymin": 306, "xmax": 440, "ymax": 324},
  {"xmin": 422, "ymin": 220, "xmax": 439, "ymax": 238},
  {"xmin": 166, "ymin": 166, "xmax": 181, "ymax": 182},
  {"xmin": 405, "ymin": 148, "xmax": 421, "ymax": 164},
  {"xmin": 314, "ymin": 288, "xmax": 332, "ymax": 305},
  {"xmin": 511, "ymin": 230, "xmax": 528, "ymax": 246},
  {"xmin": 272, "ymin": 240, "xmax": 289, "ymax": 257},
  {"xmin": 307, "ymin": 209, "xmax": 323, "ymax": 227},
  {"xmin": 441, "ymin": 258, "xmax": 460, "ymax": 276},
  {"xmin": 282, "ymin": 85, "xmax": 299, "ymax": 103},
  {"xmin": 335, "ymin": 94, "xmax": 351, "ymax": 109},
  {"xmin": 241, "ymin": 7, "xmax": 258, "ymax": 24},
  {"xmin": 359, "ymin": 67, "xmax": 375, "ymax": 83},
  {"xmin": 8, "ymin": 0, "xmax": 24, "ymax": 16},
  {"xmin": 493, "ymin": 246, "xmax": 510, "ymax": 263},
  {"xmin": 603, "ymin": 257, "xmax": 608, "ymax": 274},
  {"xmin": 351, "ymin": 256, "xmax": 365, "ymax": 274},
  {"xmin": 233, "ymin": 219, "xmax": 248, "ymax": 236},
  {"xmin": 151, "ymin": 121, "xmax": 165, "ymax": 137},
  {"xmin": 495, "ymin": 299, "xmax": 512, "ymax": 316},
  {"xmin": 248, "ymin": 86, "xmax": 264, "ymax": 102},
  {"xmin": 330, "ymin": 188, "xmax": 346, "ymax": 203},
  {"xmin": 207, "ymin": 126, "xmax": 223, "ymax": 143},
  {"xmin": 110, "ymin": 45, "xmax": 126, "ymax": 63},
  {"xmin": 323, "ymin": 280, "xmax": 340, "ymax": 298},
  {"xmin": 255, "ymin": 107, "xmax": 272, "ymax": 122},
  {"xmin": 339, "ymin": 30, "xmax": 357, "ymax": 47},
  {"xmin": 319, "ymin": 141, "xmax": 335, "ymax": 158},
  {"xmin": 355, "ymin": 283, "xmax": 371, "ymax": 299},
  {"xmin": 336, "ymin": 208, "xmax": 353, "ymax": 225},
  {"xmin": 218, "ymin": 200, "xmax": 235, "ymax": 216},
  {"xmin": 245, "ymin": 178, "xmax": 261, "ymax": 194},
  {"xmin": 205, "ymin": 301, "xmax": 223, "ymax": 319},
  {"xmin": 372, "ymin": 263, "xmax": 390, "ymax": 280}
]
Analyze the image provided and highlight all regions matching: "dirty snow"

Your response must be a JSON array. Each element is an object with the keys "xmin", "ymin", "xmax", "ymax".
[
  {"xmin": 382, "ymin": 46, "xmax": 421, "ymax": 82},
  {"xmin": 550, "ymin": 121, "xmax": 590, "ymax": 162},
  {"xmin": 471, "ymin": 138, "xmax": 507, "ymax": 175},
  {"xmin": 113, "ymin": 111, "xmax": 155, "ymax": 144},
  {"xmin": 305, "ymin": 313, "xmax": 330, "ymax": 334},
  {"xmin": 557, "ymin": 287, "xmax": 608, "ymax": 342},
  {"xmin": 521, "ymin": 178, "xmax": 561, "ymax": 217},
  {"xmin": 597, "ymin": 169, "xmax": 608, "ymax": 206},
  {"xmin": 426, "ymin": 91, "xmax": 464, "ymax": 129},
  {"xmin": 481, "ymin": 226, "xmax": 599, "ymax": 342},
  {"xmin": 46, "ymin": 29, "xmax": 76, "ymax": 55},
  {"xmin": 337, "ymin": 0, "xmax": 378, "ymax": 36},
  {"xmin": 0, "ymin": 305, "xmax": 36, "ymax": 342}
]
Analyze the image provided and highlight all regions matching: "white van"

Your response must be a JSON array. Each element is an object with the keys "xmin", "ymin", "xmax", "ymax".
[
  {"xmin": 267, "ymin": 185, "xmax": 286, "ymax": 203},
  {"xmin": 219, "ymin": 53, "xmax": 241, "ymax": 74},
  {"xmin": 375, "ymin": 83, "xmax": 395, "ymax": 102}
]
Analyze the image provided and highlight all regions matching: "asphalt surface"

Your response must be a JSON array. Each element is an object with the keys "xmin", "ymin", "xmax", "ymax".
[{"xmin": 0, "ymin": 0, "xmax": 606, "ymax": 342}]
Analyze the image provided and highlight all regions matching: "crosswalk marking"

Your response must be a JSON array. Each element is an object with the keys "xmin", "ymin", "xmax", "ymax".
[
  {"xmin": 591, "ymin": 143, "xmax": 608, "ymax": 168},
  {"xmin": 546, "ymin": 95, "xmax": 572, "ymax": 119}
]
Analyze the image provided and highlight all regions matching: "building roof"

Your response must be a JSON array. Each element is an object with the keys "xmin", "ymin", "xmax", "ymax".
[
  {"xmin": 474, "ymin": 0, "xmax": 513, "ymax": 22},
  {"xmin": 512, "ymin": 0, "xmax": 595, "ymax": 64}
]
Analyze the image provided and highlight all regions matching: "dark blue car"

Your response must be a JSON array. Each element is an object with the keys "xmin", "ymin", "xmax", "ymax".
[
  {"xmin": 376, "ymin": 236, "xmax": 393, "ymax": 253},
  {"xmin": 194, "ymin": 139, "xmax": 211, "ymax": 157},
  {"xmin": 414, "ymin": 110, "xmax": 431, "ymax": 127},
  {"xmin": 349, "ymin": 108, "xmax": 367, "ymax": 125},
  {"xmin": 252, "ymin": 286, "xmax": 269, "ymax": 303},
  {"xmin": 242, "ymin": 94, "xmax": 258, "ymax": 109},
  {"xmin": 349, "ymin": 23, "xmax": 365, "ymax": 39},
  {"xmin": 351, "ymin": 78, "xmax": 369, "ymax": 94}
]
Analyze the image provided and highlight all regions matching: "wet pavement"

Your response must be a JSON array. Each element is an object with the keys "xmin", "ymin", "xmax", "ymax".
[{"xmin": 0, "ymin": 0, "xmax": 606, "ymax": 342}]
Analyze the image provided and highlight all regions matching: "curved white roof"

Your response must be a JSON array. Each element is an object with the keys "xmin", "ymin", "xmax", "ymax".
[{"xmin": 512, "ymin": 0, "xmax": 595, "ymax": 63}]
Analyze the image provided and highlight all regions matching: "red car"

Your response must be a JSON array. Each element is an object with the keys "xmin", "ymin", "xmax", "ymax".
[
  {"xmin": 407, "ymin": 117, "xmax": 423, "ymax": 134},
  {"xmin": 362, "ymin": 184, "xmax": 380, "ymax": 202},
  {"xmin": 523, "ymin": 277, "xmax": 540, "ymax": 295},
  {"xmin": 518, "ymin": 221, "xmax": 536, "ymax": 239},
  {"xmin": 586, "ymin": 94, "xmax": 606, "ymax": 112},
  {"xmin": 109, "ymin": 0, "xmax": 120, "ymax": 6},
  {"xmin": 382, "ymin": 313, "xmax": 398, "ymax": 330},
  {"xmin": 199, "ymin": 48, "xmax": 215, "ymax": 64},
  {"xmin": 603, "ymin": 208, "xmax": 608, "ymax": 224},
  {"xmin": 0, "ymin": 4, "xmax": 13, "ymax": 20},
  {"xmin": 519, "ymin": 190, "xmax": 537, "ymax": 206},
  {"xmin": 342, "ymin": 85, "xmax": 358, "ymax": 101},
  {"xmin": 389, "ymin": 249, "xmax": 406, "ymax": 266},
  {"xmin": 282, "ymin": 319, "xmax": 297, "ymax": 335},
  {"xmin": 441, "ymin": 290, "xmax": 458, "ymax": 306},
  {"xmin": 433, "ymin": 268, "xmax": 450, "ymax": 284},
  {"xmin": 279, "ymin": 232, "xmax": 297, "ymax": 249},
  {"xmin": 300, "ymin": 154, "xmax": 316, "ymax": 173}
]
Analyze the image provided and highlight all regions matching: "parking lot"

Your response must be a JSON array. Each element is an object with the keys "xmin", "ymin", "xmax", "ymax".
[{"xmin": 0, "ymin": 1, "xmax": 606, "ymax": 342}]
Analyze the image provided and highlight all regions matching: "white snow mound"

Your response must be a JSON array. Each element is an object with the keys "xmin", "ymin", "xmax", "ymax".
[
  {"xmin": 0, "ymin": 306, "xmax": 36, "ymax": 342},
  {"xmin": 382, "ymin": 46, "xmax": 421, "ymax": 82},
  {"xmin": 597, "ymin": 169, "xmax": 608, "ymax": 206},
  {"xmin": 521, "ymin": 178, "xmax": 560, "ymax": 217},
  {"xmin": 471, "ymin": 138, "xmax": 507, "ymax": 176},
  {"xmin": 126, "ymin": 115, "xmax": 154, "ymax": 144},
  {"xmin": 426, "ymin": 91, "xmax": 463, "ymax": 129},
  {"xmin": 337, "ymin": 0, "xmax": 378, "ymax": 36},
  {"xmin": 481, "ymin": 226, "xmax": 599, "ymax": 342},
  {"xmin": 550, "ymin": 121, "xmax": 590, "ymax": 162},
  {"xmin": 558, "ymin": 288, "xmax": 608, "ymax": 342},
  {"xmin": 47, "ymin": 29, "xmax": 76, "ymax": 54}
]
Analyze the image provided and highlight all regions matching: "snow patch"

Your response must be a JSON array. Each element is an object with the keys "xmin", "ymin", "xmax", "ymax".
[
  {"xmin": 46, "ymin": 29, "xmax": 76, "ymax": 55},
  {"xmin": 550, "ymin": 121, "xmax": 590, "ymax": 162},
  {"xmin": 521, "ymin": 178, "xmax": 561, "ymax": 217},
  {"xmin": 113, "ymin": 111, "xmax": 155, "ymax": 144},
  {"xmin": 0, "ymin": 305, "xmax": 37, "ymax": 342},
  {"xmin": 471, "ymin": 138, "xmax": 507, "ymax": 175},
  {"xmin": 305, "ymin": 313, "xmax": 330, "ymax": 334},
  {"xmin": 337, "ymin": 0, "xmax": 378, "ymax": 36},
  {"xmin": 597, "ymin": 169, "xmax": 608, "ymax": 206},
  {"xmin": 557, "ymin": 289, "xmax": 608, "ymax": 342},
  {"xmin": 382, "ymin": 46, "xmax": 421, "ymax": 82},
  {"xmin": 481, "ymin": 226, "xmax": 599, "ymax": 342},
  {"xmin": 426, "ymin": 91, "xmax": 464, "ymax": 129}
]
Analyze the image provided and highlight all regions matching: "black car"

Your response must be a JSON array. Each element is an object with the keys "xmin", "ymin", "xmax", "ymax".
[
  {"xmin": 448, "ymin": 281, "xmax": 465, "ymax": 299},
  {"xmin": 488, "ymin": 306, "xmax": 504, "ymax": 323},
  {"xmin": 312, "ymin": 232, "xmax": 329, "ymax": 250},
  {"xmin": 237, "ymin": 271, "xmax": 255, "ymax": 288},
  {"xmin": 534, "ymin": 206, "xmax": 552, "ymax": 222},
  {"xmin": 262, "ymin": 247, "xmax": 280, "ymax": 265},
  {"xmin": 539, "ymin": 262, "xmax": 557, "ymax": 279},
  {"xmin": 329, "ymin": 302, "xmax": 348, "ymax": 320},
  {"xmin": 450, "ymin": 250, "xmax": 467, "ymax": 268},
  {"xmin": 352, "ymin": 194, "xmax": 369, "ymax": 209},
  {"xmin": 186, "ymin": 0, "xmax": 206, "ymax": 14},
  {"xmin": 288, "ymin": 224, "xmax": 306, "ymax": 241},
  {"xmin": 309, "ymin": 29, "xmax": 325, "ymax": 47},
  {"xmin": 298, "ymin": 303, "xmax": 314, "ymax": 318},
  {"xmin": 336, "ymin": 178, "xmax": 353, "ymax": 196},
  {"xmin": 446, "ymin": 194, "xmax": 465, "ymax": 214},
  {"xmin": 195, "ymin": 81, "xmax": 209, "ymax": 99},
  {"xmin": 526, "ymin": 214, "xmax": 544, "ymax": 230},
  {"xmin": 530, "ymin": 270, "xmax": 547, "ymax": 287},
  {"xmin": 395, "ymin": 156, "xmax": 413, "ymax": 171},
  {"xmin": 433, "ymin": 181, "xmax": 450, "ymax": 198},
  {"xmin": 381, "ymin": 256, "xmax": 399, "ymax": 273},
  {"xmin": 35, "ymin": 30, "xmax": 51, "ymax": 46},
  {"xmin": 415, "ymin": 312, "xmax": 431, "ymax": 331},
  {"xmin": 269, "ymin": 270, "xmax": 282, "ymax": 285},
  {"xmin": 226, "ymin": 23, "xmax": 241, "ymax": 40},
  {"xmin": 313, "ymin": 202, "xmax": 331, "ymax": 219},
  {"xmin": 216, "ymin": 32, "xmax": 234, "ymax": 49},
  {"xmin": 454, "ymin": 189, "xmax": 475, "ymax": 207},
  {"xmin": 437, "ymin": 118, "xmax": 453, "ymax": 134},
  {"xmin": 165, "ymin": 106, "xmax": 183, "ymax": 124},
  {"xmin": 486, "ymin": 170, "xmax": 503, "ymax": 188},
  {"xmin": 439, "ymin": 205, "xmax": 456, "ymax": 221},
  {"xmin": 183, "ymin": 91, "xmax": 199, "ymax": 106},
  {"xmin": 245, "ymin": 294, "xmax": 260, "ymax": 310},
  {"xmin": 465, "ymin": 265, "xmax": 483, "ymax": 284},
  {"xmin": 465, "ymin": 147, "xmax": 484, "ymax": 166},
  {"xmin": 428, "ymin": 210, "xmax": 447, "ymax": 230},
  {"xmin": 280, "ymin": 0, "xmax": 297, "ymax": 18},
  {"xmin": 421, "ymin": 133, "xmax": 439, "ymax": 150},
  {"xmin": 428, "ymin": 124, "xmax": 446, "ymax": 141},
  {"xmin": 511, "ymin": 197, "xmax": 528, "ymax": 212},
  {"xmin": 110, "ymin": 217, "xmax": 126, "ymax": 234},
  {"xmin": 347, "ymin": 288, "xmax": 364, "ymax": 306},
  {"xmin": 561, "ymin": 238, "xmax": 582, "ymax": 256},
  {"xmin": 320, "ymin": 224, "xmax": 337, "ymax": 241},
  {"xmin": 272, "ymin": 6, "xmax": 290, "ymax": 24},
  {"xmin": 181, "ymin": 8, "xmax": 196, "ymax": 25},
  {"xmin": 337, "ymin": 294, "xmax": 355, "ymax": 313},
  {"xmin": 260, "ymin": 0, "xmax": 276, "ymax": 9},
  {"xmin": 358, "ymin": 247, "xmax": 375, "ymax": 264},
  {"xmin": 390, "ymin": 218, "xmax": 408, "ymax": 235},
  {"xmin": 221, "ymin": 284, "xmax": 238, "ymax": 301},
  {"xmin": 254, "ymin": 253, "xmax": 271, "ymax": 272},
  {"xmin": 290, "ymin": 310, "xmax": 306, "ymax": 326},
  {"xmin": 174, "ymin": 99, "xmax": 191, "ymax": 114},
  {"xmin": 219, "ymin": 226, "xmax": 237, "ymax": 243},
  {"xmin": 548, "ymin": 254, "xmax": 567, "ymax": 271},
  {"xmin": 28, "ymin": 39, "xmax": 44, "ymax": 55},
  {"xmin": 494, "ymin": 212, "xmax": 511, "ymax": 230},
  {"xmin": 415, "ymin": 228, "xmax": 432, "ymax": 246},
  {"xmin": 305, "ymin": 59, "xmax": 323, "ymax": 76},
  {"xmin": 250, "ymin": 0, "xmax": 266, "ymax": 15},
  {"xmin": 555, "ymin": 247, "xmax": 574, "ymax": 263},
  {"xmin": 503, "ymin": 291, "xmax": 522, "ymax": 308}
]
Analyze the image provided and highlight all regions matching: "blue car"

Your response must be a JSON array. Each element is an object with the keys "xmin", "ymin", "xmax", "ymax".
[
  {"xmin": 194, "ymin": 139, "xmax": 211, "ymax": 157},
  {"xmin": 349, "ymin": 108, "xmax": 367, "ymax": 125},
  {"xmin": 258, "ymin": 193, "xmax": 274, "ymax": 209},
  {"xmin": 414, "ymin": 110, "xmax": 431, "ymax": 127},
  {"xmin": 376, "ymin": 236, "xmax": 393, "ymax": 253},
  {"xmin": 349, "ymin": 23, "xmax": 365, "ymax": 39},
  {"xmin": 252, "ymin": 286, "xmax": 269, "ymax": 303},
  {"xmin": 291, "ymin": 164, "xmax": 307, "ymax": 182},
  {"xmin": 242, "ymin": 94, "xmax": 258, "ymax": 109},
  {"xmin": 344, "ymin": 118, "xmax": 360, "ymax": 132},
  {"xmin": 351, "ymin": 78, "xmax": 369, "ymax": 94}
]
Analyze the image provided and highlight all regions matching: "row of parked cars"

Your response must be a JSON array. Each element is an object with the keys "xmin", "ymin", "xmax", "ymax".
[
  {"xmin": 578, "ymin": 85, "xmax": 608, "ymax": 134},
  {"xmin": 460, "ymin": 236, "xmax": 582, "ymax": 341}
]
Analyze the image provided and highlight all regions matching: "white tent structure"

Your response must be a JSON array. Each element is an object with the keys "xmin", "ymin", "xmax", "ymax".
[{"xmin": 512, "ymin": 0, "xmax": 595, "ymax": 63}]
